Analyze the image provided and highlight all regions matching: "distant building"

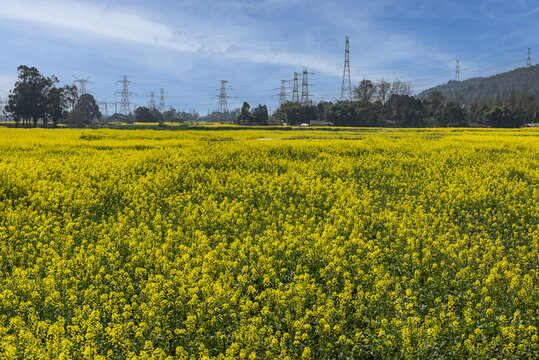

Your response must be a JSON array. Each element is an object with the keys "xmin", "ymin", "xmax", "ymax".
[{"xmin": 310, "ymin": 120, "xmax": 333, "ymax": 126}]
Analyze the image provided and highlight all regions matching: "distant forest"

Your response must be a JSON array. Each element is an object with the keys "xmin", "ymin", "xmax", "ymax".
[{"xmin": 418, "ymin": 64, "xmax": 539, "ymax": 105}]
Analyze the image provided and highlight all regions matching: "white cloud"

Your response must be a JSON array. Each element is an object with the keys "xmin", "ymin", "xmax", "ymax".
[
  {"xmin": 0, "ymin": 1, "xmax": 199, "ymax": 52},
  {"xmin": 0, "ymin": 0, "xmax": 342, "ymax": 76},
  {"xmin": 0, "ymin": 0, "xmax": 473, "ymax": 99}
]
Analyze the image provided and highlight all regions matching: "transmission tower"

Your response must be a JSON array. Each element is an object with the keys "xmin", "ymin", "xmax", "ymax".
[
  {"xmin": 159, "ymin": 88, "xmax": 165, "ymax": 112},
  {"xmin": 98, "ymin": 101, "xmax": 110, "ymax": 117},
  {"xmin": 527, "ymin": 48, "xmax": 531, "ymax": 67},
  {"xmin": 279, "ymin": 80, "xmax": 292, "ymax": 105},
  {"xmin": 149, "ymin": 92, "xmax": 156, "ymax": 110},
  {"xmin": 115, "ymin": 75, "xmax": 133, "ymax": 115},
  {"xmin": 218, "ymin": 80, "xmax": 230, "ymax": 113},
  {"xmin": 301, "ymin": 67, "xmax": 313, "ymax": 105},
  {"xmin": 292, "ymin": 72, "xmax": 299, "ymax": 102},
  {"xmin": 455, "ymin": 60, "xmax": 460, "ymax": 81},
  {"xmin": 73, "ymin": 75, "xmax": 92, "ymax": 97},
  {"xmin": 341, "ymin": 36, "xmax": 352, "ymax": 100}
]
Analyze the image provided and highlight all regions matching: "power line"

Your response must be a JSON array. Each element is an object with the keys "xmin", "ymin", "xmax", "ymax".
[{"xmin": 341, "ymin": 35, "xmax": 352, "ymax": 100}]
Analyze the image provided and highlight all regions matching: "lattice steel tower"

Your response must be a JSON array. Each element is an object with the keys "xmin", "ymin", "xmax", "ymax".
[
  {"xmin": 455, "ymin": 60, "xmax": 460, "ymax": 81},
  {"xmin": 279, "ymin": 80, "xmax": 292, "ymax": 105},
  {"xmin": 301, "ymin": 67, "xmax": 310, "ymax": 105},
  {"xmin": 218, "ymin": 80, "xmax": 230, "ymax": 113},
  {"xmin": 150, "ymin": 92, "xmax": 156, "ymax": 110},
  {"xmin": 116, "ymin": 75, "xmax": 132, "ymax": 115},
  {"xmin": 73, "ymin": 75, "xmax": 91, "ymax": 97},
  {"xmin": 159, "ymin": 88, "xmax": 165, "ymax": 112},
  {"xmin": 341, "ymin": 36, "xmax": 352, "ymax": 100},
  {"xmin": 98, "ymin": 101, "xmax": 110, "ymax": 117},
  {"xmin": 527, "ymin": 48, "xmax": 531, "ymax": 67},
  {"xmin": 292, "ymin": 72, "xmax": 299, "ymax": 102}
]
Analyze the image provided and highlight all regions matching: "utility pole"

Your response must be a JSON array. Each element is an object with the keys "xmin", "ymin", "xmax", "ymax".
[
  {"xmin": 159, "ymin": 88, "xmax": 165, "ymax": 112},
  {"xmin": 292, "ymin": 72, "xmax": 299, "ymax": 102},
  {"xmin": 116, "ymin": 75, "xmax": 133, "ymax": 115},
  {"xmin": 527, "ymin": 48, "xmax": 531, "ymax": 67},
  {"xmin": 341, "ymin": 35, "xmax": 352, "ymax": 100},
  {"xmin": 279, "ymin": 79, "xmax": 292, "ymax": 105},
  {"xmin": 218, "ymin": 80, "xmax": 230, "ymax": 114}
]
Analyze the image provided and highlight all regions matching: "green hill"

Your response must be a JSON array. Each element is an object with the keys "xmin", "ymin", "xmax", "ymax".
[{"xmin": 418, "ymin": 64, "xmax": 539, "ymax": 104}]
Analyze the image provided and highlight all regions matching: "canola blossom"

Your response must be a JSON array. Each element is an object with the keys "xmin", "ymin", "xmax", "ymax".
[{"xmin": 0, "ymin": 127, "xmax": 538, "ymax": 359}]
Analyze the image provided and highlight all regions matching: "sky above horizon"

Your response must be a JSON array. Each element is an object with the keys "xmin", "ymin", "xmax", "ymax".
[{"xmin": 1, "ymin": 0, "xmax": 538, "ymax": 114}]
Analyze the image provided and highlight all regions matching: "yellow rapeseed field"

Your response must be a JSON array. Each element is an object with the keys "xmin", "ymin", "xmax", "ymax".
[{"xmin": 0, "ymin": 127, "xmax": 538, "ymax": 359}]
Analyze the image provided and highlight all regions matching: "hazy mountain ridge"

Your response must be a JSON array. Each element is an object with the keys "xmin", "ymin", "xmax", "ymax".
[{"xmin": 418, "ymin": 64, "xmax": 539, "ymax": 104}]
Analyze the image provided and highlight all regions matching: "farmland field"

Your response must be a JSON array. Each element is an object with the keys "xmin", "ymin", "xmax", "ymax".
[{"xmin": 0, "ymin": 127, "xmax": 538, "ymax": 359}]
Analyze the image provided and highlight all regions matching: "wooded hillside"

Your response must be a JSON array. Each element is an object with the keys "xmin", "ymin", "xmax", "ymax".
[{"xmin": 418, "ymin": 64, "xmax": 539, "ymax": 104}]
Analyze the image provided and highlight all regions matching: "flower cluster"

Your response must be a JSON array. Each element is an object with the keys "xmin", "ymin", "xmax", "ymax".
[{"xmin": 0, "ymin": 127, "xmax": 538, "ymax": 359}]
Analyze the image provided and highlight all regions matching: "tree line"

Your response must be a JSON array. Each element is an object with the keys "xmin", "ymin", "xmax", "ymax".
[
  {"xmin": 4, "ymin": 66, "xmax": 538, "ymax": 128},
  {"xmin": 258, "ymin": 78, "xmax": 538, "ymax": 128},
  {"xmin": 3, "ymin": 65, "xmax": 208, "ymax": 127},
  {"xmin": 132, "ymin": 106, "xmax": 240, "ymax": 124},
  {"xmin": 3, "ymin": 66, "xmax": 102, "ymax": 127}
]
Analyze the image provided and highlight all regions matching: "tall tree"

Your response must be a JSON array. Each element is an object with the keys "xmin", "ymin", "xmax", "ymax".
[
  {"xmin": 163, "ymin": 108, "xmax": 178, "ymax": 123},
  {"xmin": 437, "ymin": 102, "xmax": 466, "ymax": 127},
  {"xmin": 327, "ymin": 101, "xmax": 357, "ymax": 127},
  {"xmin": 72, "ymin": 94, "xmax": 101, "ymax": 125},
  {"xmin": 480, "ymin": 104, "xmax": 524, "ymax": 128},
  {"xmin": 353, "ymin": 79, "xmax": 377, "ymax": 103},
  {"xmin": 317, "ymin": 101, "xmax": 329, "ymax": 122},
  {"xmin": 376, "ymin": 79, "xmax": 391, "ymax": 104},
  {"xmin": 327, "ymin": 101, "xmax": 384, "ymax": 127},
  {"xmin": 151, "ymin": 108, "xmax": 164, "ymax": 126},
  {"xmin": 5, "ymin": 65, "xmax": 52, "ymax": 127},
  {"xmin": 423, "ymin": 90, "xmax": 445, "ymax": 119},
  {"xmin": 252, "ymin": 104, "xmax": 268, "ymax": 125},
  {"xmin": 390, "ymin": 79, "xmax": 412, "ymax": 96},
  {"xmin": 47, "ymin": 84, "xmax": 78, "ymax": 127},
  {"xmin": 275, "ymin": 102, "xmax": 316, "ymax": 126},
  {"xmin": 237, "ymin": 102, "xmax": 253, "ymax": 125},
  {"xmin": 386, "ymin": 94, "xmax": 425, "ymax": 127},
  {"xmin": 135, "ymin": 106, "xmax": 154, "ymax": 123}
]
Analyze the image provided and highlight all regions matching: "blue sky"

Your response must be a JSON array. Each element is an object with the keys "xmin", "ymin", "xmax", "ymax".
[{"xmin": 1, "ymin": 0, "xmax": 538, "ymax": 114}]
